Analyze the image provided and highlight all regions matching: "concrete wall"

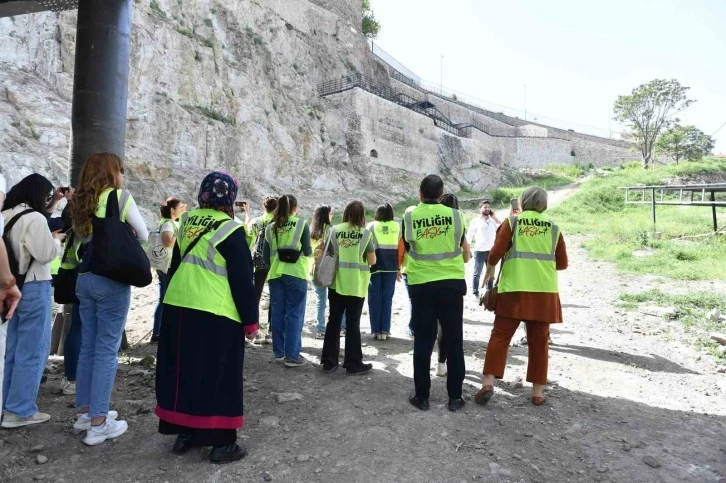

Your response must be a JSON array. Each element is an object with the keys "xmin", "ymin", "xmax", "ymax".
[
  {"xmin": 511, "ymin": 138, "xmax": 573, "ymax": 168},
  {"xmin": 572, "ymin": 137, "xmax": 639, "ymax": 166}
]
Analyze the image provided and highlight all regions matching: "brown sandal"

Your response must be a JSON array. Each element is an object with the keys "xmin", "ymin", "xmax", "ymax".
[
  {"xmin": 474, "ymin": 385, "xmax": 494, "ymax": 405},
  {"xmin": 531, "ymin": 396, "xmax": 546, "ymax": 406}
]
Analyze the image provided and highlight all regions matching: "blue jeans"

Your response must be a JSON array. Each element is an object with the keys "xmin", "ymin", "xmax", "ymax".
[
  {"xmin": 314, "ymin": 285, "xmax": 346, "ymax": 333},
  {"xmin": 472, "ymin": 251, "xmax": 492, "ymax": 295},
  {"xmin": 153, "ymin": 270, "xmax": 170, "ymax": 337},
  {"xmin": 269, "ymin": 275, "xmax": 307, "ymax": 360},
  {"xmin": 64, "ymin": 304, "xmax": 82, "ymax": 381},
  {"xmin": 75, "ymin": 273, "xmax": 131, "ymax": 418},
  {"xmin": 368, "ymin": 272, "xmax": 397, "ymax": 334},
  {"xmin": 2, "ymin": 280, "xmax": 52, "ymax": 417}
]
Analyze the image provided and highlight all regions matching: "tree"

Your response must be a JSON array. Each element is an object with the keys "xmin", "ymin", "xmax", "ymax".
[
  {"xmin": 613, "ymin": 79, "xmax": 694, "ymax": 168},
  {"xmin": 362, "ymin": 0, "xmax": 381, "ymax": 39},
  {"xmin": 656, "ymin": 124, "xmax": 715, "ymax": 164}
]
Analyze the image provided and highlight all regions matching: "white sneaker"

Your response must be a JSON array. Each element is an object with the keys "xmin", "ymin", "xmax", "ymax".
[
  {"xmin": 1, "ymin": 412, "xmax": 51, "ymax": 428},
  {"xmin": 380, "ymin": 333, "xmax": 388, "ymax": 341},
  {"xmin": 61, "ymin": 378, "xmax": 76, "ymax": 395},
  {"xmin": 72, "ymin": 411, "xmax": 119, "ymax": 434},
  {"xmin": 83, "ymin": 419, "xmax": 128, "ymax": 446},
  {"xmin": 436, "ymin": 363, "xmax": 448, "ymax": 377}
]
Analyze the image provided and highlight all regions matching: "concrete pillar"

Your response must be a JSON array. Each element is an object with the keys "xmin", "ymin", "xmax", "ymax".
[{"xmin": 70, "ymin": 0, "xmax": 133, "ymax": 185}]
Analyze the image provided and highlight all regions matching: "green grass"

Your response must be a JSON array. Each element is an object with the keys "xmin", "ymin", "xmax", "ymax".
[
  {"xmin": 618, "ymin": 289, "xmax": 726, "ymax": 359},
  {"xmin": 485, "ymin": 165, "xmax": 593, "ymax": 208},
  {"xmin": 550, "ymin": 157, "xmax": 726, "ymax": 280}
]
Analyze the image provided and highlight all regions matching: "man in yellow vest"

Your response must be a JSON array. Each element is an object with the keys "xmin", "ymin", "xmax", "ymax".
[{"xmin": 403, "ymin": 175, "xmax": 471, "ymax": 412}]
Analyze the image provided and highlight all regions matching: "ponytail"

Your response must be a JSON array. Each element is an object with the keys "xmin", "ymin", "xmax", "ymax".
[
  {"xmin": 160, "ymin": 197, "xmax": 182, "ymax": 219},
  {"xmin": 273, "ymin": 194, "xmax": 298, "ymax": 231}
]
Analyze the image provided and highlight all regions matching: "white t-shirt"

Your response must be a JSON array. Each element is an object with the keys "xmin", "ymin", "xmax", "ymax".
[
  {"xmin": 466, "ymin": 216, "xmax": 499, "ymax": 252},
  {"xmin": 160, "ymin": 220, "xmax": 178, "ymax": 234}
]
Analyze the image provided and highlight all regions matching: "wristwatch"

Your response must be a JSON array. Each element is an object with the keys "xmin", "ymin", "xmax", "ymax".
[{"xmin": 0, "ymin": 276, "xmax": 16, "ymax": 290}]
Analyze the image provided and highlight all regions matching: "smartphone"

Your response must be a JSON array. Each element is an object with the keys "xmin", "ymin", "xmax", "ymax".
[
  {"xmin": 235, "ymin": 201, "xmax": 248, "ymax": 208},
  {"xmin": 59, "ymin": 187, "xmax": 70, "ymax": 195},
  {"xmin": 510, "ymin": 198, "xmax": 520, "ymax": 211}
]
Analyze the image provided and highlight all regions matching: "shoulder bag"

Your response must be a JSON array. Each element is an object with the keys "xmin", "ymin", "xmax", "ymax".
[
  {"xmin": 54, "ymin": 232, "xmax": 81, "ymax": 304},
  {"xmin": 2, "ymin": 209, "xmax": 34, "ymax": 292},
  {"xmin": 90, "ymin": 190, "xmax": 152, "ymax": 287},
  {"xmin": 313, "ymin": 227, "xmax": 337, "ymax": 288}
]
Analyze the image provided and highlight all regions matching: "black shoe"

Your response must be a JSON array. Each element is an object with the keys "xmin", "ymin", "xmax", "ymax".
[
  {"xmin": 346, "ymin": 363, "xmax": 372, "ymax": 376},
  {"xmin": 150, "ymin": 335, "xmax": 160, "ymax": 345},
  {"xmin": 209, "ymin": 443, "xmax": 248, "ymax": 464},
  {"xmin": 172, "ymin": 434, "xmax": 194, "ymax": 454},
  {"xmin": 409, "ymin": 392, "xmax": 429, "ymax": 411},
  {"xmin": 448, "ymin": 398, "xmax": 465, "ymax": 412},
  {"xmin": 322, "ymin": 364, "xmax": 338, "ymax": 374}
]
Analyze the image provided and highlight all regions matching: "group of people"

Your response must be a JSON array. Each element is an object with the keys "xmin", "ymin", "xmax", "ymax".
[{"xmin": 0, "ymin": 155, "xmax": 568, "ymax": 464}]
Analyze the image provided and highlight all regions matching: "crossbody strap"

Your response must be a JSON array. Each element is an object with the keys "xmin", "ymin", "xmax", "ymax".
[{"xmin": 4, "ymin": 209, "xmax": 36, "ymax": 275}]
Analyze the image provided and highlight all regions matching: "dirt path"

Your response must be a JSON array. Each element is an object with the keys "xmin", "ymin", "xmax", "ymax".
[{"xmin": 1, "ymin": 187, "xmax": 725, "ymax": 483}]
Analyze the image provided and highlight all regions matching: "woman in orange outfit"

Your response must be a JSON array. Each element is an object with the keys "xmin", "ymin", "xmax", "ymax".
[{"xmin": 475, "ymin": 187, "xmax": 568, "ymax": 406}]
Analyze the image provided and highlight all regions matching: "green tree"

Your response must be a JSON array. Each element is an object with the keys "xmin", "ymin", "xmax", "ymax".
[
  {"xmin": 613, "ymin": 79, "xmax": 694, "ymax": 168},
  {"xmin": 362, "ymin": 0, "xmax": 381, "ymax": 39},
  {"xmin": 656, "ymin": 124, "xmax": 715, "ymax": 164}
]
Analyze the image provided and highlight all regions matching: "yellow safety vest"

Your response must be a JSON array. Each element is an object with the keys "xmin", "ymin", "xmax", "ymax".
[
  {"xmin": 265, "ymin": 216, "xmax": 308, "ymax": 281},
  {"xmin": 330, "ymin": 223, "xmax": 372, "ymax": 298},
  {"xmin": 96, "ymin": 188, "xmax": 133, "ymax": 221},
  {"xmin": 164, "ymin": 209, "xmax": 244, "ymax": 322},
  {"xmin": 59, "ymin": 234, "xmax": 82, "ymax": 271},
  {"xmin": 368, "ymin": 221, "xmax": 400, "ymax": 273},
  {"xmin": 498, "ymin": 212, "xmax": 560, "ymax": 294},
  {"xmin": 402, "ymin": 203, "xmax": 465, "ymax": 285}
]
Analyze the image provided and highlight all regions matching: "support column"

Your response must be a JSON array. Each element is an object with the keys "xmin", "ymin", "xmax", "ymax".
[
  {"xmin": 711, "ymin": 191, "xmax": 718, "ymax": 233},
  {"xmin": 70, "ymin": 0, "xmax": 133, "ymax": 185}
]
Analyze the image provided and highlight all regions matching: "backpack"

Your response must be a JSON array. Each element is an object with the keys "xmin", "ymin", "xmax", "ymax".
[
  {"xmin": 252, "ymin": 219, "xmax": 269, "ymax": 271},
  {"xmin": 3, "ymin": 209, "xmax": 35, "ymax": 292},
  {"xmin": 145, "ymin": 219, "xmax": 176, "ymax": 274}
]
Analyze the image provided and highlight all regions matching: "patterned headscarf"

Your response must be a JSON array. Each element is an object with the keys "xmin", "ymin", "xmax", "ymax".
[
  {"xmin": 198, "ymin": 171, "xmax": 238, "ymax": 218},
  {"xmin": 520, "ymin": 186, "xmax": 548, "ymax": 213}
]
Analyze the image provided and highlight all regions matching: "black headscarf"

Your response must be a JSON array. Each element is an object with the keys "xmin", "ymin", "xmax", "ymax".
[{"xmin": 4, "ymin": 174, "xmax": 54, "ymax": 215}]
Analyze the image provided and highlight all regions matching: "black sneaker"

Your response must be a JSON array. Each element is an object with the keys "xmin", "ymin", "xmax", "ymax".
[
  {"xmin": 209, "ymin": 443, "xmax": 248, "ymax": 464},
  {"xmin": 172, "ymin": 434, "xmax": 194, "ymax": 454},
  {"xmin": 448, "ymin": 398, "xmax": 465, "ymax": 412},
  {"xmin": 149, "ymin": 335, "xmax": 160, "ymax": 345},
  {"xmin": 322, "ymin": 364, "xmax": 338, "ymax": 374},
  {"xmin": 346, "ymin": 363, "xmax": 372, "ymax": 376},
  {"xmin": 408, "ymin": 392, "xmax": 429, "ymax": 411}
]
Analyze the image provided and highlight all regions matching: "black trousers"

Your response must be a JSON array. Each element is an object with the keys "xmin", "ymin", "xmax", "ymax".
[
  {"xmin": 320, "ymin": 289, "xmax": 364, "ymax": 370},
  {"xmin": 253, "ymin": 269, "xmax": 271, "ymax": 326},
  {"xmin": 411, "ymin": 287, "xmax": 464, "ymax": 400}
]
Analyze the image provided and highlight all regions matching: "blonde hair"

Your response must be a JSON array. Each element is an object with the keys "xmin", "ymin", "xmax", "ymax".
[{"xmin": 71, "ymin": 152, "xmax": 124, "ymax": 237}]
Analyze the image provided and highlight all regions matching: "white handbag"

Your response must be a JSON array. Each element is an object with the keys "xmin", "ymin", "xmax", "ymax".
[{"xmin": 313, "ymin": 228, "xmax": 337, "ymax": 288}]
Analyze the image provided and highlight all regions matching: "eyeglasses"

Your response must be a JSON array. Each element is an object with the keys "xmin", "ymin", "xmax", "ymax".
[{"xmin": 120, "ymin": 167, "xmax": 125, "ymax": 174}]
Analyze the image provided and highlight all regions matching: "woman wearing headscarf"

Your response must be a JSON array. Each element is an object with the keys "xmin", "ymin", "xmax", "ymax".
[
  {"xmin": 1, "ymin": 174, "xmax": 64, "ymax": 428},
  {"xmin": 155, "ymin": 172, "xmax": 259, "ymax": 464},
  {"xmin": 475, "ymin": 186, "xmax": 568, "ymax": 406}
]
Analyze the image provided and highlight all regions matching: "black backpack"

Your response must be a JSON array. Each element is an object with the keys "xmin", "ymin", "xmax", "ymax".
[
  {"xmin": 252, "ymin": 219, "xmax": 270, "ymax": 271},
  {"xmin": 3, "ymin": 209, "xmax": 34, "ymax": 292}
]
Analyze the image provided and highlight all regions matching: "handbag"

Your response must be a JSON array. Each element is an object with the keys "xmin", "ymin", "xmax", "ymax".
[
  {"xmin": 480, "ymin": 263, "xmax": 503, "ymax": 312},
  {"xmin": 145, "ymin": 221, "xmax": 175, "ymax": 274},
  {"xmin": 313, "ymin": 228, "xmax": 337, "ymax": 288},
  {"xmin": 90, "ymin": 190, "xmax": 152, "ymax": 287},
  {"xmin": 54, "ymin": 232, "xmax": 80, "ymax": 304}
]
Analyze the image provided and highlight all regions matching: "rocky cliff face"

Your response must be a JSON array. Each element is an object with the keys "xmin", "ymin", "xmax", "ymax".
[{"xmin": 1, "ymin": 0, "xmax": 419, "ymax": 219}]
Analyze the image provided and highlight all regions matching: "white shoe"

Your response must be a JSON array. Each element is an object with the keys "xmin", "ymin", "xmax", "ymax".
[
  {"xmin": 83, "ymin": 419, "xmax": 128, "ymax": 446},
  {"xmin": 1, "ymin": 412, "xmax": 50, "ymax": 429},
  {"xmin": 436, "ymin": 363, "xmax": 448, "ymax": 377},
  {"xmin": 380, "ymin": 333, "xmax": 388, "ymax": 341},
  {"xmin": 72, "ymin": 411, "xmax": 119, "ymax": 434},
  {"xmin": 61, "ymin": 378, "xmax": 76, "ymax": 396}
]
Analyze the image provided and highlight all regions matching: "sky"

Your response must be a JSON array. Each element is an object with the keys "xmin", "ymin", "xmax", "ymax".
[{"xmin": 368, "ymin": 0, "xmax": 726, "ymax": 153}]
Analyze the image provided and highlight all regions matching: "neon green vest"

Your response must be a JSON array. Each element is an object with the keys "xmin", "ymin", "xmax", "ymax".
[
  {"xmin": 330, "ymin": 223, "xmax": 372, "ymax": 298},
  {"xmin": 50, "ymin": 256, "xmax": 61, "ymax": 275},
  {"xmin": 59, "ymin": 235, "xmax": 82, "ymax": 271},
  {"xmin": 403, "ymin": 203, "xmax": 465, "ymax": 285},
  {"xmin": 164, "ymin": 209, "xmax": 244, "ymax": 322},
  {"xmin": 498, "ymin": 212, "xmax": 560, "ymax": 294},
  {"xmin": 96, "ymin": 188, "xmax": 132, "ymax": 220},
  {"xmin": 368, "ymin": 221, "xmax": 400, "ymax": 273},
  {"xmin": 265, "ymin": 216, "xmax": 308, "ymax": 281}
]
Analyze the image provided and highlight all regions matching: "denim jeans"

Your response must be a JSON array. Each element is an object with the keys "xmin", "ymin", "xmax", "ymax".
[
  {"xmin": 153, "ymin": 270, "xmax": 171, "ymax": 337},
  {"xmin": 472, "ymin": 251, "xmax": 492, "ymax": 295},
  {"xmin": 314, "ymin": 285, "xmax": 346, "ymax": 334},
  {"xmin": 269, "ymin": 275, "xmax": 307, "ymax": 360},
  {"xmin": 64, "ymin": 304, "xmax": 82, "ymax": 381},
  {"xmin": 0, "ymin": 320, "xmax": 6, "ymax": 412},
  {"xmin": 367, "ymin": 272, "xmax": 397, "ymax": 334},
  {"xmin": 75, "ymin": 273, "xmax": 131, "ymax": 418},
  {"xmin": 2, "ymin": 280, "xmax": 52, "ymax": 417}
]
